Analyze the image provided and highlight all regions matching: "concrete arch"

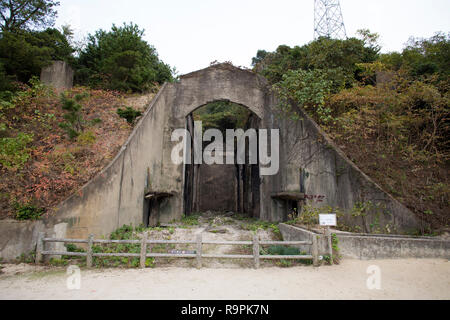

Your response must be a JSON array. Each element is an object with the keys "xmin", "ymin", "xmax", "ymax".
[{"xmin": 174, "ymin": 64, "xmax": 267, "ymax": 119}]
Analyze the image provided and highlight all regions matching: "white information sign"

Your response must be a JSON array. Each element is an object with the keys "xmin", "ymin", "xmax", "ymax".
[{"xmin": 319, "ymin": 214, "xmax": 337, "ymax": 226}]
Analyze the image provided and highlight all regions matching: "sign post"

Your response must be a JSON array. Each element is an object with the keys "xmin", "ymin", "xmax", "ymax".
[{"xmin": 319, "ymin": 214, "xmax": 337, "ymax": 265}]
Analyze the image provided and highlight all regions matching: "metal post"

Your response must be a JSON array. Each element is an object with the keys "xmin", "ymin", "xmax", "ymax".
[
  {"xmin": 253, "ymin": 234, "xmax": 260, "ymax": 269},
  {"xmin": 86, "ymin": 234, "xmax": 94, "ymax": 268},
  {"xmin": 196, "ymin": 233, "xmax": 202, "ymax": 269},
  {"xmin": 140, "ymin": 232, "xmax": 148, "ymax": 269}
]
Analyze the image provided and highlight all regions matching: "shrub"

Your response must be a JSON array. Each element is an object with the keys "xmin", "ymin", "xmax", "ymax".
[
  {"xmin": 117, "ymin": 106, "xmax": 142, "ymax": 124},
  {"xmin": 77, "ymin": 130, "xmax": 96, "ymax": 146},
  {"xmin": 58, "ymin": 92, "xmax": 89, "ymax": 139},
  {"xmin": 0, "ymin": 132, "xmax": 34, "ymax": 170},
  {"xmin": 253, "ymin": 35, "xmax": 379, "ymax": 85},
  {"xmin": 274, "ymin": 69, "xmax": 334, "ymax": 123},
  {"xmin": 14, "ymin": 203, "xmax": 45, "ymax": 221},
  {"xmin": 181, "ymin": 214, "xmax": 200, "ymax": 226}
]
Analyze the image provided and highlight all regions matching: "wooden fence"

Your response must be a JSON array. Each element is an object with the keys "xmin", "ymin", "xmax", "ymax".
[{"xmin": 35, "ymin": 232, "xmax": 320, "ymax": 269}]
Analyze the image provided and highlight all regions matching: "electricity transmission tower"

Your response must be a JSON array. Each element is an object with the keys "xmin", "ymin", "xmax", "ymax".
[{"xmin": 314, "ymin": 0, "xmax": 347, "ymax": 40}]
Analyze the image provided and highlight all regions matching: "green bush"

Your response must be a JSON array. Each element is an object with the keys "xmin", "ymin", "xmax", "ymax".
[
  {"xmin": 88, "ymin": 224, "xmax": 156, "ymax": 268},
  {"xmin": 181, "ymin": 214, "xmax": 200, "ymax": 226},
  {"xmin": 274, "ymin": 69, "xmax": 334, "ymax": 123},
  {"xmin": 253, "ymin": 35, "xmax": 379, "ymax": 85},
  {"xmin": 0, "ymin": 132, "xmax": 34, "ymax": 170},
  {"xmin": 381, "ymin": 32, "xmax": 449, "ymax": 79},
  {"xmin": 0, "ymin": 0, "xmax": 60, "ymax": 32},
  {"xmin": 14, "ymin": 203, "xmax": 44, "ymax": 221},
  {"xmin": 0, "ymin": 29, "xmax": 75, "ymax": 83},
  {"xmin": 117, "ymin": 107, "xmax": 142, "ymax": 124},
  {"xmin": 58, "ymin": 92, "xmax": 89, "ymax": 139},
  {"xmin": 77, "ymin": 130, "xmax": 96, "ymax": 146}
]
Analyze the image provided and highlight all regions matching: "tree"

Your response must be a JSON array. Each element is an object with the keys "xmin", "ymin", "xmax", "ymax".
[
  {"xmin": 0, "ymin": 0, "xmax": 60, "ymax": 32},
  {"xmin": 403, "ymin": 32, "xmax": 449, "ymax": 78},
  {"xmin": 0, "ymin": 28, "xmax": 75, "ymax": 83},
  {"xmin": 252, "ymin": 36, "xmax": 379, "ymax": 86},
  {"xmin": 356, "ymin": 29, "xmax": 381, "ymax": 55},
  {"xmin": 77, "ymin": 23, "xmax": 173, "ymax": 92},
  {"xmin": 274, "ymin": 69, "xmax": 334, "ymax": 123}
]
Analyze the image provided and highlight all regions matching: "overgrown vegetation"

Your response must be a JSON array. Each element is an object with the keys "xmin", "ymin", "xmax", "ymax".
[
  {"xmin": 193, "ymin": 100, "xmax": 252, "ymax": 133},
  {"xmin": 0, "ymin": 0, "xmax": 172, "ymax": 222},
  {"xmin": 254, "ymin": 31, "xmax": 449, "ymax": 233},
  {"xmin": 1, "ymin": 2, "xmax": 172, "ymax": 92},
  {"xmin": 180, "ymin": 214, "xmax": 201, "ymax": 226},
  {"xmin": 58, "ymin": 92, "xmax": 89, "ymax": 139},
  {"xmin": 76, "ymin": 23, "xmax": 173, "ymax": 92},
  {"xmin": 239, "ymin": 218, "xmax": 281, "ymax": 239},
  {"xmin": 0, "ymin": 80, "xmax": 135, "ymax": 219},
  {"xmin": 16, "ymin": 251, "xmax": 36, "ymax": 264},
  {"xmin": 117, "ymin": 106, "xmax": 142, "ymax": 124},
  {"xmin": 0, "ymin": 132, "xmax": 34, "ymax": 170},
  {"xmin": 92, "ymin": 225, "xmax": 155, "ymax": 268},
  {"xmin": 14, "ymin": 202, "xmax": 44, "ymax": 220},
  {"xmin": 48, "ymin": 225, "xmax": 156, "ymax": 268}
]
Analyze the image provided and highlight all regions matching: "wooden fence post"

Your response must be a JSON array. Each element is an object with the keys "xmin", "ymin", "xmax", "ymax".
[
  {"xmin": 312, "ymin": 235, "xmax": 319, "ymax": 267},
  {"xmin": 86, "ymin": 234, "xmax": 94, "ymax": 268},
  {"xmin": 140, "ymin": 232, "xmax": 148, "ymax": 269},
  {"xmin": 327, "ymin": 227, "xmax": 333, "ymax": 266},
  {"xmin": 35, "ymin": 232, "xmax": 45, "ymax": 264},
  {"xmin": 196, "ymin": 233, "xmax": 202, "ymax": 269},
  {"xmin": 253, "ymin": 234, "xmax": 260, "ymax": 269}
]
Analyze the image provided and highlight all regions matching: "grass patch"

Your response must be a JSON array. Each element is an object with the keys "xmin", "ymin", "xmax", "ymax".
[
  {"xmin": 239, "ymin": 219, "xmax": 281, "ymax": 239},
  {"xmin": 180, "ymin": 214, "xmax": 201, "ymax": 227}
]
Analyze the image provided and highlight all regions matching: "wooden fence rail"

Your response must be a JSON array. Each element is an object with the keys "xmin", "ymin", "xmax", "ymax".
[{"xmin": 36, "ymin": 232, "xmax": 320, "ymax": 269}]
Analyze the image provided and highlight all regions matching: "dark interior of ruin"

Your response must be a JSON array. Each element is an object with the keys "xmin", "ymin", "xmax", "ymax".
[{"xmin": 183, "ymin": 101, "xmax": 261, "ymax": 218}]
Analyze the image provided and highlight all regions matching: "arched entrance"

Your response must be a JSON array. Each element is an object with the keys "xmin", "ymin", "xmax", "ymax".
[{"xmin": 183, "ymin": 100, "xmax": 261, "ymax": 218}]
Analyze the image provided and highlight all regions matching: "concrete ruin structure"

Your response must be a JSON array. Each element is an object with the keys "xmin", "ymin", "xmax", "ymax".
[
  {"xmin": 0, "ymin": 63, "xmax": 422, "ymax": 261},
  {"xmin": 40, "ymin": 60, "xmax": 74, "ymax": 90}
]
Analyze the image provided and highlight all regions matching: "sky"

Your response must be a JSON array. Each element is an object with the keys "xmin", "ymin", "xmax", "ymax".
[{"xmin": 55, "ymin": 0, "xmax": 450, "ymax": 75}]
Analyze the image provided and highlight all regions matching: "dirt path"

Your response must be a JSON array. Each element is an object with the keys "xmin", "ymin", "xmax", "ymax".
[{"xmin": 0, "ymin": 259, "xmax": 448, "ymax": 300}]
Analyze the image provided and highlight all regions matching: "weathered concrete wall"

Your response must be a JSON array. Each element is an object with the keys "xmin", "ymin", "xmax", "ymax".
[
  {"xmin": 0, "ymin": 63, "xmax": 421, "ymax": 261},
  {"xmin": 280, "ymin": 224, "xmax": 450, "ymax": 260},
  {"xmin": 0, "ymin": 220, "xmax": 44, "ymax": 261},
  {"xmin": 198, "ymin": 164, "xmax": 237, "ymax": 212},
  {"xmin": 273, "ymin": 104, "xmax": 420, "ymax": 233},
  {"xmin": 40, "ymin": 61, "xmax": 74, "ymax": 89}
]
